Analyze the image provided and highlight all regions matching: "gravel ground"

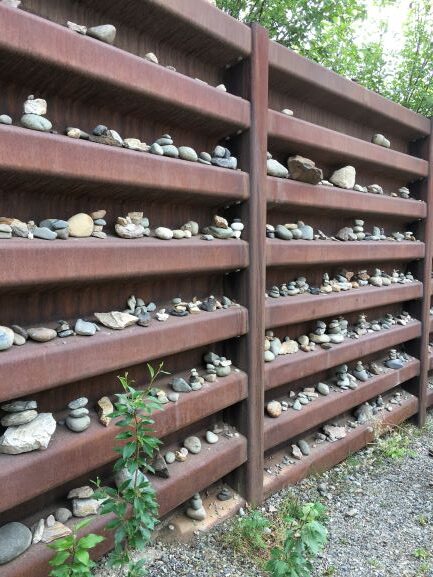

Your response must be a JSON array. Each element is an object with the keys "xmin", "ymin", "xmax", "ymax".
[{"xmin": 95, "ymin": 417, "xmax": 433, "ymax": 577}]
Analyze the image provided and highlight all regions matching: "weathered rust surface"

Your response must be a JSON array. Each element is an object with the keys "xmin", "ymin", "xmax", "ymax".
[
  {"xmin": 1, "ymin": 434, "xmax": 247, "ymax": 577},
  {"xmin": 268, "ymin": 41, "xmax": 430, "ymax": 140},
  {"xmin": 267, "ymin": 177, "xmax": 427, "ymax": 219},
  {"xmin": 265, "ymin": 322, "xmax": 422, "ymax": 390},
  {"xmin": 0, "ymin": 370, "xmax": 247, "ymax": 513},
  {"xmin": 264, "ymin": 359, "xmax": 419, "ymax": 450},
  {"xmin": 0, "ymin": 126, "xmax": 249, "ymax": 201},
  {"xmin": 263, "ymin": 396, "xmax": 418, "ymax": 497},
  {"xmin": 267, "ymin": 240, "xmax": 425, "ymax": 267},
  {"xmin": 268, "ymin": 110, "xmax": 429, "ymax": 179},
  {"xmin": 0, "ymin": 6, "xmax": 250, "ymax": 133},
  {"xmin": 266, "ymin": 283, "xmax": 423, "ymax": 329},
  {"xmin": 0, "ymin": 237, "xmax": 249, "ymax": 288},
  {"xmin": 0, "ymin": 308, "xmax": 248, "ymax": 401}
]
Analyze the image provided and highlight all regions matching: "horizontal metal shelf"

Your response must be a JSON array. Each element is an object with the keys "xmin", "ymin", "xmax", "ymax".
[
  {"xmin": 0, "ymin": 369, "xmax": 247, "ymax": 514},
  {"xmin": 265, "ymin": 283, "xmax": 423, "ymax": 329},
  {"xmin": 269, "ymin": 42, "xmax": 430, "ymax": 140},
  {"xmin": 265, "ymin": 321, "xmax": 422, "ymax": 391},
  {"xmin": 0, "ymin": 307, "xmax": 248, "ymax": 402},
  {"xmin": 263, "ymin": 395, "xmax": 418, "ymax": 497},
  {"xmin": 267, "ymin": 177, "xmax": 427, "ymax": 219},
  {"xmin": 0, "ymin": 236, "xmax": 249, "ymax": 289},
  {"xmin": 0, "ymin": 6, "xmax": 250, "ymax": 135},
  {"xmin": 268, "ymin": 110, "xmax": 428, "ymax": 180},
  {"xmin": 1, "ymin": 431, "xmax": 247, "ymax": 577},
  {"xmin": 264, "ymin": 358, "xmax": 419, "ymax": 450},
  {"xmin": 267, "ymin": 240, "xmax": 425, "ymax": 267},
  {"xmin": 0, "ymin": 126, "xmax": 249, "ymax": 202}
]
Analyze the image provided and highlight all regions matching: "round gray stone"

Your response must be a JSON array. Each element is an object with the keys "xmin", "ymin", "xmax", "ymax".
[
  {"xmin": 68, "ymin": 397, "xmax": 88, "ymax": 410},
  {"xmin": 66, "ymin": 415, "xmax": 91, "ymax": 432},
  {"xmin": 178, "ymin": 146, "xmax": 198, "ymax": 162},
  {"xmin": 184, "ymin": 436, "xmax": 201, "ymax": 454},
  {"xmin": 1, "ymin": 409, "xmax": 38, "ymax": 427},
  {"xmin": 0, "ymin": 522, "xmax": 32, "ymax": 565},
  {"xmin": 21, "ymin": 113, "xmax": 52, "ymax": 132},
  {"xmin": 0, "ymin": 114, "xmax": 12, "ymax": 125}
]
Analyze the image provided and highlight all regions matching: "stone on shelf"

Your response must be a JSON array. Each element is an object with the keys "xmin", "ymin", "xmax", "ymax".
[
  {"xmin": 97, "ymin": 396, "xmax": 114, "ymax": 427},
  {"xmin": 68, "ymin": 213, "xmax": 94, "ymax": 237},
  {"xmin": 94, "ymin": 311, "xmax": 138, "ymax": 330},
  {"xmin": 184, "ymin": 436, "xmax": 202, "ymax": 454},
  {"xmin": 67, "ymin": 21, "xmax": 87, "ymax": 34},
  {"xmin": 41, "ymin": 521, "xmax": 72, "ymax": 543},
  {"xmin": 87, "ymin": 24, "xmax": 117, "ymax": 44},
  {"xmin": 178, "ymin": 146, "xmax": 198, "ymax": 162},
  {"xmin": 72, "ymin": 498, "xmax": 101, "ymax": 517},
  {"xmin": 1, "ymin": 399, "xmax": 36, "ymax": 412},
  {"xmin": 0, "ymin": 522, "xmax": 32, "ymax": 565},
  {"xmin": 68, "ymin": 485, "xmax": 94, "ymax": 499},
  {"xmin": 287, "ymin": 155, "xmax": 323, "ymax": 185},
  {"xmin": 0, "ymin": 413, "xmax": 56, "ymax": 454},
  {"xmin": 1, "ymin": 409, "xmax": 38, "ymax": 427},
  {"xmin": 0, "ymin": 114, "xmax": 12, "ymax": 124},
  {"xmin": 266, "ymin": 400, "xmax": 282, "ymax": 418},
  {"xmin": 0, "ymin": 326, "xmax": 14, "ymax": 351},
  {"xmin": 267, "ymin": 155, "xmax": 289, "ymax": 178},
  {"xmin": 27, "ymin": 327, "xmax": 57, "ymax": 342},
  {"xmin": 145, "ymin": 52, "xmax": 159, "ymax": 64},
  {"xmin": 20, "ymin": 113, "xmax": 52, "ymax": 132},
  {"xmin": 75, "ymin": 318, "xmax": 98, "ymax": 336},
  {"xmin": 330, "ymin": 166, "xmax": 356, "ymax": 189},
  {"xmin": 371, "ymin": 133, "xmax": 390, "ymax": 148},
  {"xmin": 155, "ymin": 226, "xmax": 174, "ymax": 240},
  {"xmin": 23, "ymin": 96, "xmax": 47, "ymax": 116}
]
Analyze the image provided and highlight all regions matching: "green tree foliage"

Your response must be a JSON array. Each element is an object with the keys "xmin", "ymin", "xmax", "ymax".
[{"xmin": 216, "ymin": 0, "xmax": 433, "ymax": 116}]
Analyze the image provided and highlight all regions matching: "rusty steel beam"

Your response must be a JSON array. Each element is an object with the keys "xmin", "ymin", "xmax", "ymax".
[
  {"xmin": 0, "ymin": 126, "xmax": 250, "ymax": 201},
  {"xmin": 267, "ymin": 240, "xmax": 425, "ymax": 267},
  {"xmin": 0, "ymin": 307, "xmax": 248, "ymax": 402},
  {"xmin": 269, "ymin": 42, "xmax": 430, "ymax": 140},
  {"xmin": 0, "ymin": 370, "xmax": 247, "ymax": 514},
  {"xmin": 0, "ymin": 6, "xmax": 250, "ymax": 132},
  {"xmin": 265, "ymin": 283, "xmax": 423, "ymax": 330},
  {"xmin": 268, "ymin": 111, "xmax": 429, "ymax": 179},
  {"xmin": 0, "ymin": 237, "xmax": 249, "ymax": 288},
  {"xmin": 265, "ymin": 321, "xmax": 422, "ymax": 391},
  {"xmin": 263, "ymin": 396, "xmax": 418, "ymax": 497},
  {"xmin": 264, "ymin": 359, "xmax": 419, "ymax": 450},
  {"xmin": 267, "ymin": 177, "xmax": 427, "ymax": 219}
]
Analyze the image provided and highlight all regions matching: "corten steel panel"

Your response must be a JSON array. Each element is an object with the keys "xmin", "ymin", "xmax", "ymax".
[
  {"xmin": 0, "ymin": 370, "xmax": 247, "ymax": 513},
  {"xmin": 1, "ymin": 434, "xmax": 247, "ymax": 577},
  {"xmin": 264, "ymin": 359, "xmax": 419, "ymax": 450},
  {"xmin": 79, "ymin": 0, "xmax": 251, "ymax": 61},
  {"xmin": 267, "ymin": 177, "xmax": 428, "ymax": 219},
  {"xmin": 265, "ymin": 321, "xmax": 422, "ymax": 391},
  {"xmin": 263, "ymin": 396, "xmax": 418, "ymax": 497},
  {"xmin": 236, "ymin": 24, "xmax": 269, "ymax": 506},
  {"xmin": 0, "ymin": 126, "xmax": 250, "ymax": 201},
  {"xmin": 412, "ymin": 119, "xmax": 433, "ymax": 426},
  {"xmin": 265, "ymin": 283, "xmax": 424, "ymax": 329},
  {"xmin": 0, "ymin": 6, "xmax": 250, "ymax": 132},
  {"xmin": 268, "ymin": 111, "xmax": 429, "ymax": 179},
  {"xmin": 0, "ymin": 307, "xmax": 248, "ymax": 402},
  {"xmin": 267, "ymin": 240, "xmax": 425, "ymax": 267},
  {"xmin": 0, "ymin": 237, "xmax": 249, "ymax": 288},
  {"xmin": 268, "ymin": 42, "xmax": 430, "ymax": 140}
]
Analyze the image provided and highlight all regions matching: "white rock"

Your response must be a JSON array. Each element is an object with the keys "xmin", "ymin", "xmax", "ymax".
[
  {"xmin": 67, "ymin": 21, "xmax": 87, "ymax": 34},
  {"xmin": 330, "ymin": 166, "xmax": 356, "ymax": 189},
  {"xmin": 94, "ymin": 311, "xmax": 138, "ymax": 330},
  {"xmin": 23, "ymin": 96, "xmax": 47, "ymax": 116},
  {"xmin": 155, "ymin": 226, "xmax": 173, "ymax": 240},
  {"xmin": 0, "ymin": 413, "xmax": 56, "ymax": 454},
  {"xmin": 281, "ymin": 108, "xmax": 294, "ymax": 116},
  {"xmin": 145, "ymin": 52, "xmax": 158, "ymax": 64}
]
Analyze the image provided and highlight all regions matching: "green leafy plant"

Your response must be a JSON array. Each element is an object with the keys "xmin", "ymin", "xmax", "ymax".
[
  {"xmin": 95, "ymin": 363, "xmax": 168, "ymax": 577},
  {"xmin": 414, "ymin": 548, "xmax": 431, "ymax": 560},
  {"xmin": 265, "ymin": 502, "xmax": 327, "ymax": 577},
  {"xmin": 373, "ymin": 425, "xmax": 417, "ymax": 461},
  {"xmin": 48, "ymin": 519, "xmax": 104, "ymax": 577}
]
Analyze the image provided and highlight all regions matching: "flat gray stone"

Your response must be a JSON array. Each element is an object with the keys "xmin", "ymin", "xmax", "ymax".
[
  {"xmin": 20, "ymin": 113, "xmax": 52, "ymax": 132},
  {"xmin": 184, "ymin": 436, "xmax": 201, "ymax": 454},
  {"xmin": 1, "ymin": 409, "xmax": 38, "ymax": 427},
  {"xmin": 33, "ymin": 226, "xmax": 57, "ymax": 240}
]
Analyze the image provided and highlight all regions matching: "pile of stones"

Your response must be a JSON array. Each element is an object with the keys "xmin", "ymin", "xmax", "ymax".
[
  {"xmin": 68, "ymin": 485, "xmax": 102, "ymax": 517},
  {"xmin": 67, "ymin": 21, "xmax": 116, "ymax": 44},
  {"xmin": 335, "ymin": 220, "xmax": 417, "ymax": 242},
  {"xmin": 264, "ymin": 312, "xmax": 414, "ymax": 363},
  {"xmin": 20, "ymin": 95, "xmax": 53, "ymax": 133},
  {"xmin": 267, "ymin": 220, "xmax": 314, "ymax": 240},
  {"xmin": 266, "ymin": 269, "xmax": 415, "ymax": 299},
  {"xmin": 0, "ymin": 210, "xmax": 107, "ymax": 241},
  {"xmin": 186, "ymin": 493, "xmax": 207, "ymax": 521},
  {"xmin": 169, "ymin": 353, "xmax": 234, "ymax": 395},
  {"xmin": 202, "ymin": 215, "xmax": 244, "ymax": 240},
  {"xmin": 65, "ymin": 397, "xmax": 91, "ymax": 433},
  {"xmin": 0, "ymin": 400, "xmax": 56, "ymax": 454}
]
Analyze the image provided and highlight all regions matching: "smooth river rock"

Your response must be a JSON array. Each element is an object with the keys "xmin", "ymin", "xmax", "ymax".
[
  {"xmin": 27, "ymin": 327, "xmax": 57, "ymax": 342},
  {"xmin": 68, "ymin": 213, "xmax": 94, "ymax": 237},
  {"xmin": 330, "ymin": 166, "xmax": 356, "ymax": 189},
  {"xmin": 184, "ymin": 436, "xmax": 202, "ymax": 454},
  {"xmin": 0, "ymin": 326, "xmax": 14, "ymax": 351},
  {"xmin": 1, "ymin": 409, "xmax": 38, "ymax": 427},
  {"xmin": 20, "ymin": 113, "xmax": 52, "ymax": 132},
  {"xmin": 0, "ymin": 522, "xmax": 32, "ymax": 565},
  {"xmin": 87, "ymin": 24, "xmax": 117, "ymax": 44}
]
